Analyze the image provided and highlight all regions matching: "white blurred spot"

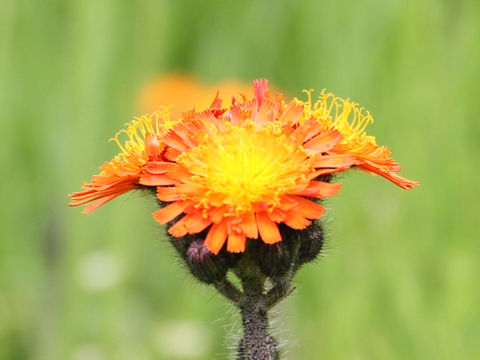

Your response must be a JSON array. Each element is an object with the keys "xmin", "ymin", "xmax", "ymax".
[
  {"xmin": 71, "ymin": 344, "xmax": 106, "ymax": 360},
  {"xmin": 153, "ymin": 320, "xmax": 211, "ymax": 358},
  {"xmin": 77, "ymin": 251, "xmax": 121, "ymax": 291}
]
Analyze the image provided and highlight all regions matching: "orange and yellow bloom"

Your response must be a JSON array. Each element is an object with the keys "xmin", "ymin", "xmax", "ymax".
[{"xmin": 69, "ymin": 79, "xmax": 418, "ymax": 254}]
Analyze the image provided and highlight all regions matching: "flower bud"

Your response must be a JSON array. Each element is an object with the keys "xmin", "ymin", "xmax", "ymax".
[
  {"xmin": 297, "ymin": 221, "xmax": 324, "ymax": 264},
  {"xmin": 166, "ymin": 232, "xmax": 194, "ymax": 259},
  {"xmin": 258, "ymin": 241, "xmax": 294, "ymax": 278},
  {"xmin": 185, "ymin": 239, "xmax": 228, "ymax": 284}
]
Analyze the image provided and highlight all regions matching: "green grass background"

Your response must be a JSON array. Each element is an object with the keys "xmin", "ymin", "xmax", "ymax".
[{"xmin": 1, "ymin": 0, "xmax": 479, "ymax": 359}]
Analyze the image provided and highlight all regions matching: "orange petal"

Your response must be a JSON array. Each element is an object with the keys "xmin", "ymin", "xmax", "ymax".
[
  {"xmin": 291, "ymin": 181, "xmax": 342, "ymax": 198},
  {"xmin": 358, "ymin": 163, "xmax": 420, "ymax": 190},
  {"xmin": 278, "ymin": 196, "xmax": 299, "ymax": 211},
  {"xmin": 69, "ymin": 184, "xmax": 120, "ymax": 201},
  {"xmin": 209, "ymin": 92, "xmax": 223, "ymax": 110},
  {"xmin": 165, "ymin": 147, "xmax": 181, "ymax": 161},
  {"xmin": 379, "ymin": 172, "xmax": 419, "ymax": 190},
  {"xmin": 290, "ymin": 196, "xmax": 325, "ymax": 219},
  {"xmin": 303, "ymin": 129, "xmax": 343, "ymax": 154},
  {"xmin": 283, "ymin": 211, "xmax": 311, "ymax": 230},
  {"xmin": 205, "ymin": 220, "xmax": 228, "ymax": 255},
  {"xmin": 256, "ymin": 211, "xmax": 281, "ymax": 244},
  {"xmin": 81, "ymin": 194, "xmax": 121, "ymax": 214},
  {"xmin": 227, "ymin": 232, "xmax": 247, "ymax": 253},
  {"xmin": 145, "ymin": 133, "xmax": 165, "ymax": 159},
  {"xmin": 253, "ymin": 79, "xmax": 268, "ymax": 106},
  {"xmin": 312, "ymin": 154, "xmax": 357, "ymax": 168},
  {"xmin": 196, "ymin": 110, "xmax": 225, "ymax": 131},
  {"xmin": 156, "ymin": 186, "xmax": 181, "ymax": 201},
  {"xmin": 169, "ymin": 122, "xmax": 198, "ymax": 148},
  {"xmin": 167, "ymin": 217, "xmax": 188, "ymax": 237},
  {"xmin": 241, "ymin": 212, "xmax": 258, "ymax": 239},
  {"xmin": 184, "ymin": 212, "xmax": 212, "ymax": 234},
  {"xmin": 166, "ymin": 164, "xmax": 192, "ymax": 182},
  {"xmin": 268, "ymin": 208, "xmax": 286, "ymax": 222},
  {"xmin": 297, "ymin": 118, "xmax": 324, "ymax": 141},
  {"xmin": 152, "ymin": 200, "xmax": 192, "ymax": 224},
  {"xmin": 145, "ymin": 161, "xmax": 171, "ymax": 174},
  {"xmin": 139, "ymin": 174, "xmax": 177, "ymax": 186},
  {"xmin": 254, "ymin": 98, "xmax": 278, "ymax": 125},
  {"xmin": 209, "ymin": 205, "xmax": 229, "ymax": 224},
  {"xmin": 177, "ymin": 183, "xmax": 205, "ymax": 197},
  {"xmin": 163, "ymin": 131, "xmax": 189, "ymax": 152},
  {"xmin": 308, "ymin": 166, "xmax": 350, "ymax": 180},
  {"xmin": 278, "ymin": 101, "xmax": 304, "ymax": 125},
  {"xmin": 84, "ymin": 176, "xmax": 128, "ymax": 191},
  {"xmin": 69, "ymin": 183, "xmax": 135, "ymax": 205}
]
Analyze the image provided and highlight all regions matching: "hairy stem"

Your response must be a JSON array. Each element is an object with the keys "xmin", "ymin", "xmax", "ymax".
[
  {"xmin": 214, "ymin": 278, "xmax": 244, "ymax": 306},
  {"xmin": 237, "ymin": 277, "xmax": 279, "ymax": 360}
]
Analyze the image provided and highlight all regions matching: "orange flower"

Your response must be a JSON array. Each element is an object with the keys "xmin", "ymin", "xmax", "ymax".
[
  {"xmin": 68, "ymin": 109, "xmax": 179, "ymax": 213},
  {"xmin": 70, "ymin": 78, "xmax": 418, "ymax": 255},
  {"xmin": 148, "ymin": 80, "xmax": 356, "ymax": 254}
]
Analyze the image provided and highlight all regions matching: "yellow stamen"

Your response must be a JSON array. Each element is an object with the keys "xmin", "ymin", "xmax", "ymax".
[
  {"xmin": 109, "ymin": 107, "xmax": 179, "ymax": 160},
  {"xmin": 300, "ymin": 90, "xmax": 377, "ymax": 153}
]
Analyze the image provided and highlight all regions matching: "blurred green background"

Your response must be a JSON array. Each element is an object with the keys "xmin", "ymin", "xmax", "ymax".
[{"xmin": 1, "ymin": 0, "xmax": 479, "ymax": 359}]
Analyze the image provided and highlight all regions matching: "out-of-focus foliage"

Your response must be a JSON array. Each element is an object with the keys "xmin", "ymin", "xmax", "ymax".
[{"xmin": 0, "ymin": 0, "xmax": 479, "ymax": 359}]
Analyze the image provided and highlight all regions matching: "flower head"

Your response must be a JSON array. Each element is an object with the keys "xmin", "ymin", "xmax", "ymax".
[{"xmin": 69, "ymin": 79, "xmax": 418, "ymax": 255}]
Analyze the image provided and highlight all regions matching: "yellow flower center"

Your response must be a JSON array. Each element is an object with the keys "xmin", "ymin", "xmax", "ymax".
[{"xmin": 179, "ymin": 121, "xmax": 311, "ymax": 213}]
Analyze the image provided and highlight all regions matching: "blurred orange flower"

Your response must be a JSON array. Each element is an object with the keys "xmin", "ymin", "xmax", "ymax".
[{"xmin": 139, "ymin": 74, "xmax": 252, "ymax": 120}]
